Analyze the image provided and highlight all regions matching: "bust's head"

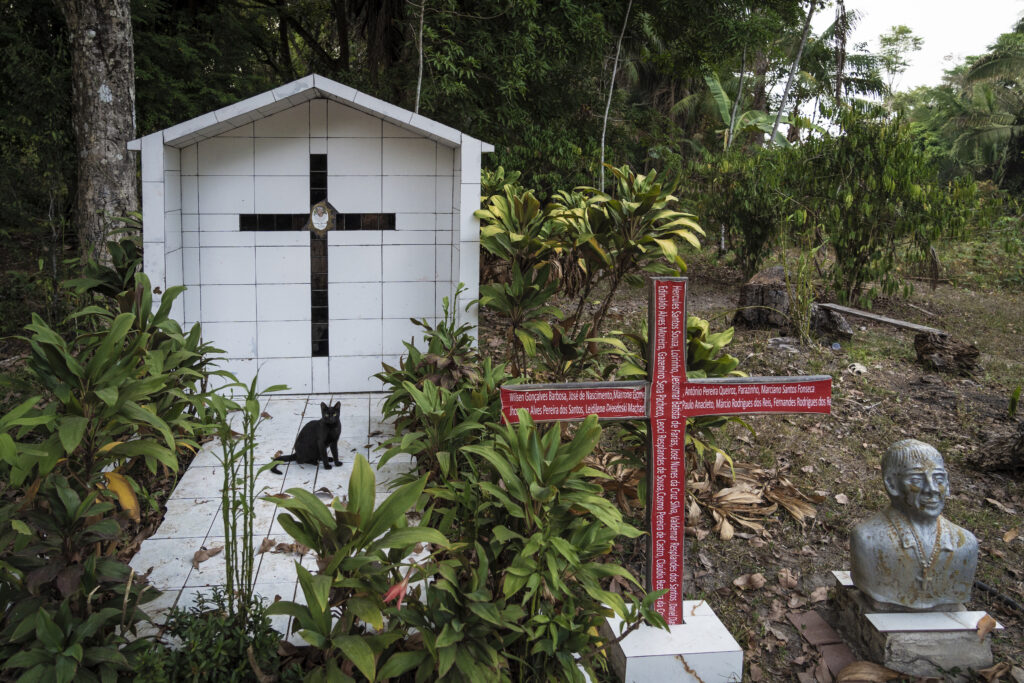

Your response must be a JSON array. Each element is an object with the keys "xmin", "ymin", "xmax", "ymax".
[{"xmin": 881, "ymin": 439, "xmax": 948, "ymax": 522}]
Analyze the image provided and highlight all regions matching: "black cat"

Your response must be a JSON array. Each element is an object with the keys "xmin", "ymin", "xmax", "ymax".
[{"xmin": 270, "ymin": 401, "xmax": 342, "ymax": 474}]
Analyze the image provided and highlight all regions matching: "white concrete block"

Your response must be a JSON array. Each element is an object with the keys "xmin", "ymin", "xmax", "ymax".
[
  {"xmin": 382, "ymin": 281, "xmax": 434, "ymax": 318},
  {"xmin": 327, "ymin": 245, "xmax": 382, "ymax": 283},
  {"xmin": 142, "ymin": 182, "xmax": 165, "ymax": 243},
  {"xmin": 314, "ymin": 75, "xmax": 359, "ymax": 102},
  {"xmin": 198, "ymin": 231, "xmax": 254, "ymax": 247},
  {"xmin": 257, "ymin": 283, "xmax": 311, "ymax": 321},
  {"xmin": 258, "ymin": 321, "xmax": 309, "ymax": 358},
  {"xmin": 207, "ymin": 359, "xmax": 257, "ymax": 392},
  {"xmin": 163, "ymin": 145, "xmax": 180, "ymax": 171},
  {"xmin": 255, "ymin": 246, "xmax": 310, "ymax": 284},
  {"xmin": 311, "ymin": 356, "xmax": 330, "ymax": 394},
  {"xmin": 327, "ymin": 101, "xmax": 382, "ymax": 138},
  {"xmin": 165, "ymin": 248, "xmax": 183, "ymax": 287},
  {"xmin": 165, "ymin": 212, "xmax": 182, "ymax": 252},
  {"xmin": 328, "ymin": 356, "xmax": 382, "ymax": 392},
  {"xmin": 604, "ymin": 603, "xmax": 743, "ymax": 683},
  {"xmin": 309, "ymin": 99, "xmax": 327, "ymax": 137},
  {"xmin": 460, "ymin": 138, "xmax": 481, "ymax": 184},
  {"xmin": 435, "ymin": 246, "xmax": 452, "ymax": 283},
  {"xmin": 866, "ymin": 612, "xmax": 1003, "ymax": 633},
  {"xmin": 258, "ymin": 358, "xmax": 312, "ymax": 394},
  {"xmin": 218, "ymin": 121, "xmax": 254, "ymax": 137},
  {"xmin": 255, "ymin": 231, "xmax": 309, "ymax": 247},
  {"xmin": 328, "ymin": 282, "xmax": 382, "ymax": 320},
  {"xmin": 255, "ymin": 137, "xmax": 310, "ymax": 176},
  {"xmin": 382, "ymin": 230, "xmax": 432, "ymax": 245},
  {"xmin": 181, "ymin": 176, "xmax": 199, "ymax": 213},
  {"xmin": 198, "ymin": 213, "xmax": 241, "ymax": 232},
  {"xmin": 182, "ymin": 232, "xmax": 199, "ymax": 250},
  {"xmin": 382, "ymin": 176, "xmax": 435, "ymax": 213},
  {"xmin": 215, "ymin": 91, "xmax": 275, "ymax": 124},
  {"xmin": 182, "ymin": 213, "xmax": 199, "ymax": 232},
  {"xmin": 326, "ymin": 230, "xmax": 382, "ymax": 246},
  {"xmin": 383, "ymin": 318, "xmax": 426, "ymax": 355},
  {"xmin": 201, "ymin": 321, "xmax": 258, "ymax": 358},
  {"xmin": 254, "ymin": 176, "xmax": 308, "ymax": 213},
  {"xmin": 164, "ymin": 171, "xmax": 181, "ymax": 212},
  {"xmin": 170, "ymin": 295, "xmax": 184, "ymax": 327},
  {"xmin": 382, "ymin": 138, "xmax": 437, "ymax": 175},
  {"xmin": 201, "ymin": 285, "xmax": 257, "ymax": 322},
  {"xmin": 383, "ymin": 244, "xmax": 434, "ymax": 282},
  {"xmin": 198, "ymin": 137, "xmax": 254, "ymax": 175},
  {"xmin": 458, "ymin": 184, "xmax": 479, "ymax": 240},
  {"xmin": 410, "ymin": 115, "xmax": 461, "ymax": 146},
  {"xmin": 395, "ymin": 213, "xmax": 434, "ymax": 231},
  {"xmin": 327, "ymin": 176, "xmax": 381, "ymax": 213},
  {"xmin": 182, "ymin": 248, "xmax": 200, "ymax": 286},
  {"xmin": 435, "ymin": 214, "xmax": 454, "ymax": 239},
  {"xmin": 330, "ymin": 319, "xmax": 382, "ymax": 356},
  {"xmin": 198, "ymin": 175, "xmax": 254, "ymax": 214},
  {"xmin": 180, "ymin": 144, "xmax": 198, "ymax": 174},
  {"xmin": 310, "ymin": 137, "xmax": 327, "ymax": 153},
  {"xmin": 436, "ymin": 146, "xmax": 454, "ymax": 175},
  {"xmin": 183, "ymin": 286, "xmax": 200, "ymax": 323},
  {"xmin": 327, "ymin": 138, "xmax": 382, "ymax": 175},
  {"xmin": 435, "ymin": 175, "xmax": 454, "ymax": 213},
  {"xmin": 352, "ymin": 93, "xmax": 412, "ymax": 127},
  {"xmin": 143, "ymin": 243, "xmax": 165, "ymax": 290},
  {"xmin": 199, "ymin": 246, "xmax": 256, "ymax": 285},
  {"xmin": 271, "ymin": 75, "xmax": 315, "ymax": 101},
  {"xmin": 254, "ymin": 103, "xmax": 310, "ymax": 137},
  {"xmin": 141, "ymin": 134, "xmax": 164, "ymax": 182},
  {"xmin": 382, "ymin": 121, "xmax": 418, "ymax": 138}
]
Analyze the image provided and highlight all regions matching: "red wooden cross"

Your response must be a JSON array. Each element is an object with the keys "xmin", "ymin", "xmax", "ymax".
[{"xmin": 499, "ymin": 277, "xmax": 832, "ymax": 624}]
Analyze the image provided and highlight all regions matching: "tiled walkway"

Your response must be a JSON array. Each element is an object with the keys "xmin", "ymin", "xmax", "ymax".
[{"xmin": 130, "ymin": 393, "xmax": 408, "ymax": 634}]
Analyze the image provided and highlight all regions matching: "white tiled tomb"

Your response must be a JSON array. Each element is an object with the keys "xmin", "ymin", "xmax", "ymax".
[{"xmin": 131, "ymin": 75, "xmax": 492, "ymax": 392}]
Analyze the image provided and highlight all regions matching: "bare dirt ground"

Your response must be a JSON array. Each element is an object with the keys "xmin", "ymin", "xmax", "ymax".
[{"xmin": 482, "ymin": 252, "xmax": 1024, "ymax": 681}]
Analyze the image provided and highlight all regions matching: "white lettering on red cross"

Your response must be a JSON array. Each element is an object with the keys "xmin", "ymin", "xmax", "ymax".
[{"xmin": 499, "ymin": 277, "xmax": 831, "ymax": 625}]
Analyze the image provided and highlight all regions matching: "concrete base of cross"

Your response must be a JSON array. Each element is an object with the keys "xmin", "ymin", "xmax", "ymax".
[
  {"xmin": 832, "ymin": 571, "xmax": 1002, "ymax": 681},
  {"xmin": 602, "ymin": 601, "xmax": 743, "ymax": 682}
]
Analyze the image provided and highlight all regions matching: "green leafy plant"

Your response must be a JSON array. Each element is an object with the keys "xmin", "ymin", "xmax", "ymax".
[
  {"xmin": 265, "ymin": 454, "xmax": 449, "ymax": 682},
  {"xmin": 1010, "ymin": 385, "xmax": 1021, "ymax": 419}
]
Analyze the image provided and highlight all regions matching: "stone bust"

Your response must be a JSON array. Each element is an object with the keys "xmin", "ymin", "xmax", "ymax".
[{"xmin": 850, "ymin": 439, "xmax": 978, "ymax": 610}]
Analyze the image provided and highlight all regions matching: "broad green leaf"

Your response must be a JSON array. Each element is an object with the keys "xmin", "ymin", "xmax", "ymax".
[
  {"xmin": 335, "ymin": 635, "xmax": 375, "ymax": 682},
  {"xmin": 348, "ymin": 453, "xmax": 375, "ymax": 524},
  {"xmin": 58, "ymin": 416, "xmax": 89, "ymax": 455},
  {"xmin": 363, "ymin": 475, "xmax": 426, "ymax": 542}
]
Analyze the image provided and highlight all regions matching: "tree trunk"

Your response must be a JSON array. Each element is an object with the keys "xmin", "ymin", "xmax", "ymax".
[
  {"xmin": 57, "ymin": 0, "xmax": 138, "ymax": 265},
  {"xmin": 750, "ymin": 50, "xmax": 770, "ymax": 112},
  {"xmin": 599, "ymin": 0, "xmax": 633, "ymax": 189},
  {"xmin": 768, "ymin": 0, "xmax": 815, "ymax": 146}
]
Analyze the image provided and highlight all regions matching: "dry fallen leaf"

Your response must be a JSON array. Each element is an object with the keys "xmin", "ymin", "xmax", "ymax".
[
  {"xmin": 257, "ymin": 537, "xmax": 276, "ymax": 554},
  {"xmin": 978, "ymin": 662, "xmax": 1011, "ymax": 682},
  {"xmin": 260, "ymin": 411, "xmax": 273, "ymax": 420},
  {"xmin": 801, "ymin": 545, "xmax": 818, "ymax": 557},
  {"xmin": 800, "ymin": 465, "xmax": 814, "ymax": 474},
  {"xmin": 809, "ymin": 586, "xmax": 829, "ymax": 603},
  {"xmin": 836, "ymin": 661, "xmax": 901, "ymax": 682},
  {"xmin": 788, "ymin": 595, "xmax": 807, "ymax": 609},
  {"xmin": 1004, "ymin": 527, "xmax": 1020, "ymax": 544},
  {"xmin": 834, "ymin": 493, "xmax": 850, "ymax": 505},
  {"xmin": 733, "ymin": 573, "xmax": 767, "ymax": 590},
  {"xmin": 749, "ymin": 663, "xmax": 764, "ymax": 682},
  {"xmin": 778, "ymin": 568, "xmax": 800, "ymax": 590},
  {"xmin": 986, "ymin": 498, "xmax": 1015, "ymax": 514},
  {"xmin": 192, "ymin": 546, "xmax": 223, "ymax": 569},
  {"xmin": 977, "ymin": 614, "xmax": 998, "ymax": 642}
]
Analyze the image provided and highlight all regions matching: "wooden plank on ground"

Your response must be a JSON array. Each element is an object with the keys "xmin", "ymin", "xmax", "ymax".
[{"xmin": 817, "ymin": 303, "xmax": 944, "ymax": 335}]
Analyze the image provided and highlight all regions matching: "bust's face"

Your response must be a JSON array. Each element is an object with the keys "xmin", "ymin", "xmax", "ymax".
[{"xmin": 887, "ymin": 455, "xmax": 949, "ymax": 520}]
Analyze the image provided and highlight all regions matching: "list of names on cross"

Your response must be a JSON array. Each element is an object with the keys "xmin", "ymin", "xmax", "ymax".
[{"xmin": 500, "ymin": 277, "xmax": 832, "ymax": 624}]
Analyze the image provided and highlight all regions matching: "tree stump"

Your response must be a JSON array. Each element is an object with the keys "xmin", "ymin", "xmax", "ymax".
[
  {"xmin": 734, "ymin": 266, "xmax": 790, "ymax": 328},
  {"xmin": 734, "ymin": 266, "xmax": 852, "ymax": 339},
  {"xmin": 913, "ymin": 332, "xmax": 979, "ymax": 375},
  {"xmin": 969, "ymin": 421, "xmax": 1024, "ymax": 473}
]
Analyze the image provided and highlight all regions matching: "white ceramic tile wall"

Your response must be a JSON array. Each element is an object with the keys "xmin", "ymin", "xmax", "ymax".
[
  {"xmin": 327, "ymin": 138, "xmax": 382, "ymax": 175},
  {"xmin": 382, "ymin": 245, "xmax": 434, "ymax": 282},
  {"xmin": 327, "ymin": 282, "xmax": 381, "ymax": 319},
  {"xmin": 144, "ymin": 93, "xmax": 481, "ymax": 393},
  {"xmin": 257, "ymin": 284, "xmax": 311, "ymax": 321},
  {"xmin": 382, "ymin": 318, "xmax": 427, "ymax": 355},
  {"xmin": 255, "ymin": 138, "xmax": 310, "ymax": 175},
  {"xmin": 258, "ymin": 321, "xmax": 310, "ymax": 358},
  {"xmin": 382, "ymin": 281, "xmax": 434, "ymax": 319},
  {"xmin": 330, "ymin": 319, "xmax": 382, "ymax": 356},
  {"xmin": 327, "ymin": 245, "xmax": 382, "ymax": 282}
]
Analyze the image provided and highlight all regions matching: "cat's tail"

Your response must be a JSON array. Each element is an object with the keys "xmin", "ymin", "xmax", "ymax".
[{"xmin": 269, "ymin": 453, "xmax": 298, "ymax": 475}]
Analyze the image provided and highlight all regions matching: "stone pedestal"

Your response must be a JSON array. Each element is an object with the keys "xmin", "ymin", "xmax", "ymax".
[
  {"xmin": 832, "ymin": 571, "xmax": 1002, "ymax": 681},
  {"xmin": 602, "ymin": 601, "xmax": 742, "ymax": 682}
]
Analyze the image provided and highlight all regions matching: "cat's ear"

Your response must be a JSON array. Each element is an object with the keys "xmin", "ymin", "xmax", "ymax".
[
  {"xmin": 332, "ymin": 402, "xmax": 340, "ymax": 412},
  {"xmin": 320, "ymin": 402, "xmax": 328, "ymax": 414}
]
